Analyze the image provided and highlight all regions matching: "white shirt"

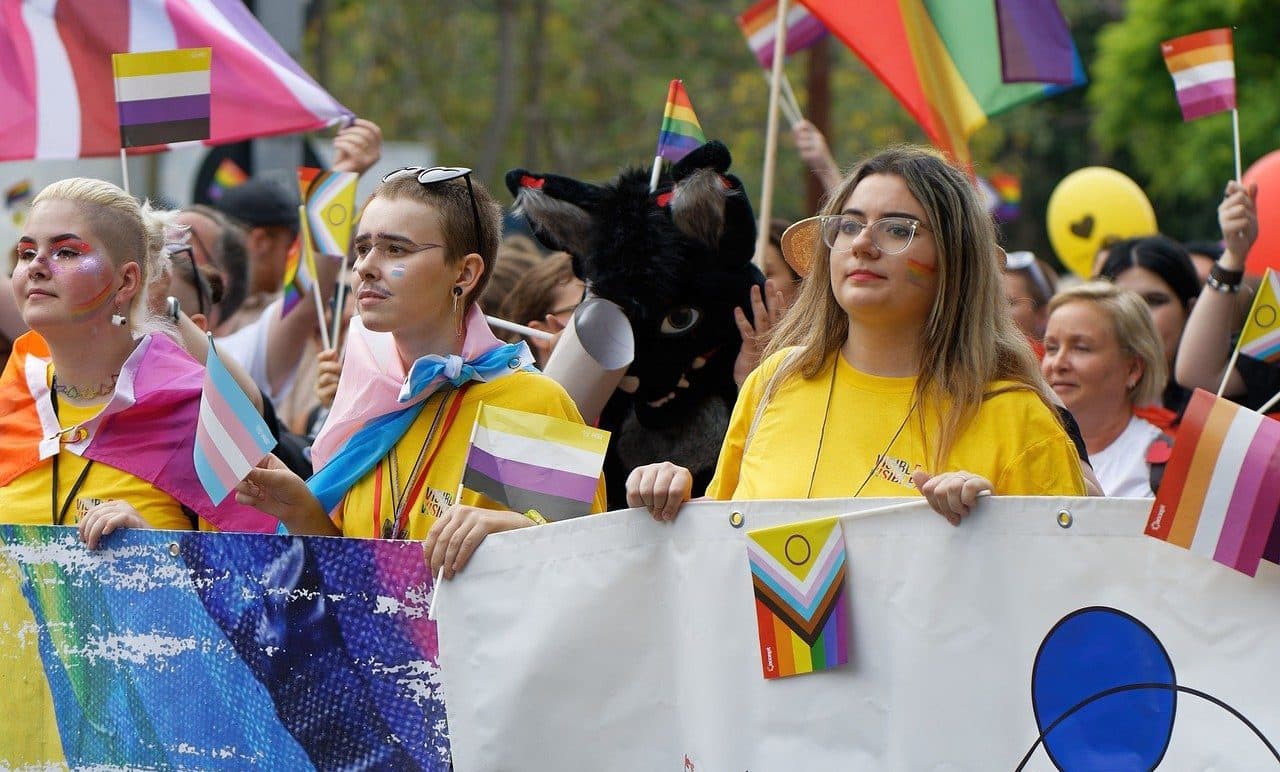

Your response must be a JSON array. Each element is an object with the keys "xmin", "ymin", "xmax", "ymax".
[
  {"xmin": 1089, "ymin": 414, "xmax": 1163, "ymax": 497},
  {"xmin": 216, "ymin": 297, "xmax": 297, "ymax": 406}
]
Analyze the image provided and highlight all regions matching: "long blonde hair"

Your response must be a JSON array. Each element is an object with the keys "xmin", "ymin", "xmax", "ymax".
[
  {"xmin": 765, "ymin": 146, "xmax": 1054, "ymax": 467},
  {"xmin": 31, "ymin": 177, "xmax": 171, "ymax": 339}
]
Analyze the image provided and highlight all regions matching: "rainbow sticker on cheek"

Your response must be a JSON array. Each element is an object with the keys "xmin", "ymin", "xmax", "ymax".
[
  {"xmin": 389, "ymin": 264, "xmax": 407, "ymax": 278},
  {"xmin": 906, "ymin": 258, "xmax": 938, "ymax": 286}
]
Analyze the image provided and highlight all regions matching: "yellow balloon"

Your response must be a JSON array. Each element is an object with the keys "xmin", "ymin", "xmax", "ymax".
[{"xmin": 1046, "ymin": 167, "xmax": 1158, "ymax": 278}]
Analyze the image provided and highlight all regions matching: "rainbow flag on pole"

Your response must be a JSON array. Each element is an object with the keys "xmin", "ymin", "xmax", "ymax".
[
  {"xmin": 655, "ymin": 80, "xmax": 706, "ymax": 165},
  {"xmin": 111, "ymin": 48, "xmax": 211, "ymax": 148},
  {"xmin": 1146, "ymin": 389, "xmax": 1280, "ymax": 577},
  {"xmin": 747, "ymin": 516, "xmax": 849, "ymax": 679},
  {"xmin": 460, "ymin": 404, "xmax": 608, "ymax": 520},
  {"xmin": 1235, "ymin": 269, "xmax": 1280, "ymax": 363},
  {"xmin": 735, "ymin": 0, "xmax": 828, "ymax": 69},
  {"xmin": 207, "ymin": 158, "xmax": 248, "ymax": 202},
  {"xmin": 1161, "ymin": 28, "xmax": 1236, "ymax": 122},
  {"xmin": 280, "ymin": 205, "xmax": 319, "ymax": 317},
  {"xmin": 298, "ymin": 166, "xmax": 359, "ymax": 258},
  {"xmin": 193, "ymin": 341, "xmax": 277, "ymax": 504}
]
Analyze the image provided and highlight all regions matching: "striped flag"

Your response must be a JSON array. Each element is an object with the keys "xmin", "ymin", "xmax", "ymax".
[
  {"xmin": 994, "ymin": 0, "xmax": 1078, "ymax": 85},
  {"xmin": 1146, "ymin": 389, "xmax": 1280, "ymax": 577},
  {"xmin": 1161, "ymin": 28, "xmax": 1236, "ymax": 122},
  {"xmin": 298, "ymin": 167, "xmax": 360, "ymax": 258},
  {"xmin": 655, "ymin": 80, "xmax": 706, "ymax": 165},
  {"xmin": 0, "ymin": 0, "xmax": 350, "ymax": 161},
  {"xmin": 460, "ymin": 404, "xmax": 608, "ymax": 521},
  {"xmin": 280, "ymin": 205, "xmax": 319, "ymax": 317},
  {"xmin": 193, "ymin": 341, "xmax": 277, "ymax": 505},
  {"xmin": 735, "ymin": 0, "xmax": 828, "ymax": 70},
  {"xmin": 112, "ymin": 48, "xmax": 211, "ymax": 148},
  {"xmin": 208, "ymin": 158, "xmax": 248, "ymax": 202},
  {"xmin": 1236, "ymin": 269, "xmax": 1280, "ymax": 363}
]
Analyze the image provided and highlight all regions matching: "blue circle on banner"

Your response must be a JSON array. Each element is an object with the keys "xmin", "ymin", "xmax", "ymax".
[{"xmin": 1031, "ymin": 607, "xmax": 1176, "ymax": 771}]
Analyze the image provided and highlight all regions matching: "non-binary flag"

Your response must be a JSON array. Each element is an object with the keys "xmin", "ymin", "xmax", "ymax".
[
  {"xmin": 747, "ymin": 516, "xmax": 849, "ymax": 679},
  {"xmin": 735, "ymin": 0, "xmax": 828, "ymax": 70},
  {"xmin": 298, "ymin": 167, "xmax": 359, "ymax": 258},
  {"xmin": 1235, "ymin": 268, "xmax": 1280, "ymax": 363},
  {"xmin": 1146, "ymin": 388, "xmax": 1280, "ymax": 577},
  {"xmin": 460, "ymin": 404, "xmax": 608, "ymax": 521},
  {"xmin": 1161, "ymin": 28, "xmax": 1236, "ymax": 122},
  {"xmin": 193, "ymin": 341, "xmax": 277, "ymax": 505},
  {"xmin": 112, "ymin": 48, "xmax": 211, "ymax": 148},
  {"xmin": 655, "ymin": 80, "xmax": 706, "ymax": 165}
]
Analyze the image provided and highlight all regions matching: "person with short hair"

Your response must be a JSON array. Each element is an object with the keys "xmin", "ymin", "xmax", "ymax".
[
  {"xmin": 627, "ymin": 147, "xmax": 1085, "ymax": 523},
  {"xmin": 1042, "ymin": 282, "xmax": 1168, "ymax": 497},
  {"xmin": 235, "ymin": 166, "xmax": 605, "ymax": 578},
  {"xmin": 1002, "ymin": 250, "xmax": 1057, "ymax": 354},
  {"xmin": 497, "ymin": 251, "xmax": 583, "ymax": 365}
]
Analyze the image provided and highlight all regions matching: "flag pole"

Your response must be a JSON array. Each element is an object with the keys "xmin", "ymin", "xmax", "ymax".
[
  {"xmin": 119, "ymin": 148, "xmax": 131, "ymax": 196},
  {"xmin": 779, "ymin": 71, "xmax": 804, "ymax": 125},
  {"xmin": 299, "ymin": 205, "xmax": 332, "ymax": 351},
  {"xmin": 1259, "ymin": 388, "xmax": 1280, "ymax": 415},
  {"xmin": 1217, "ymin": 347, "xmax": 1241, "ymax": 397},
  {"xmin": 486, "ymin": 314, "xmax": 555, "ymax": 341},
  {"xmin": 752, "ymin": 0, "xmax": 792, "ymax": 269},
  {"xmin": 330, "ymin": 255, "xmax": 349, "ymax": 351},
  {"xmin": 648, "ymin": 155, "xmax": 664, "ymax": 193},
  {"xmin": 1232, "ymin": 108, "xmax": 1243, "ymax": 182}
]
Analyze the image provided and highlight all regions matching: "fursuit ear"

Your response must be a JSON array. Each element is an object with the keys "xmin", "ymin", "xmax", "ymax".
[
  {"xmin": 671, "ymin": 140, "xmax": 731, "ymax": 181},
  {"xmin": 505, "ymin": 169, "xmax": 602, "ymax": 258}
]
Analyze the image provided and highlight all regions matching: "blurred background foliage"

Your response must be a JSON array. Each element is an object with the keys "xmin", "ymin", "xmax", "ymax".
[{"xmin": 304, "ymin": 0, "xmax": 1279, "ymax": 263}]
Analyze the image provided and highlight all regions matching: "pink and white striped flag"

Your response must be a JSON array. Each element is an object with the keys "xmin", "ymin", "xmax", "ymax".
[
  {"xmin": 194, "ymin": 340, "xmax": 276, "ymax": 504},
  {"xmin": 1161, "ymin": 28, "xmax": 1236, "ymax": 122},
  {"xmin": 0, "ymin": 0, "xmax": 351, "ymax": 161}
]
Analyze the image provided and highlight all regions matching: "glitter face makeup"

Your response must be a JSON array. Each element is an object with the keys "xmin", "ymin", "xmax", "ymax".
[{"xmin": 14, "ymin": 234, "xmax": 117, "ymax": 320}]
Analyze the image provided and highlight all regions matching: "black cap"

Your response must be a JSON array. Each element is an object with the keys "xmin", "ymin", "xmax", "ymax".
[{"xmin": 217, "ymin": 178, "xmax": 299, "ymax": 230}]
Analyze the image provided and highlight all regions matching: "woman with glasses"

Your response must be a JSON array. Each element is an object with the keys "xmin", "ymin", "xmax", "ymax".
[
  {"xmin": 0, "ymin": 178, "xmax": 275, "ymax": 545},
  {"xmin": 627, "ymin": 147, "xmax": 1085, "ymax": 523},
  {"xmin": 235, "ymin": 166, "xmax": 605, "ymax": 579}
]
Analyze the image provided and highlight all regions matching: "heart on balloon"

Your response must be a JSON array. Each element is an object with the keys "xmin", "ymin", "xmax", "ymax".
[{"xmin": 1069, "ymin": 214, "xmax": 1095, "ymax": 239}]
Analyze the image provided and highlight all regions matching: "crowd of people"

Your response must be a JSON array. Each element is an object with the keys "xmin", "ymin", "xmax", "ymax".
[{"xmin": 0, "ymin": 116, "xmax": 1267, "ymax": 578}]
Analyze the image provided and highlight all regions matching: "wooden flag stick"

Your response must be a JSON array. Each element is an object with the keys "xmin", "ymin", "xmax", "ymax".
[
  {"xmin": 330, "ymin": 256, "xmax": 349, "ymax": 351},
  {"xmin": 1218, "ymin": 346, "xmax": 1242, "ymax": 398},
  {"xmin": 1232, "ymin": 108, "xmax": 1243, "ymax": 182},
  {"xmin": 752, "ymin": 0, "xmax": 792, "ymax": 268},
  {"xmin": 779, "ymin": 70, "xmax": 804, "ymax": 125},
  {"xmin": 1259, "ymin": 387, "xmax": 1280, "ymax": 415}
]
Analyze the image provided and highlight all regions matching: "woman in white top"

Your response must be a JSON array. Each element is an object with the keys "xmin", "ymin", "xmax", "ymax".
[{"xmin": 1042, "ymin": 282, "xmax": 1168, "ymax": 497}]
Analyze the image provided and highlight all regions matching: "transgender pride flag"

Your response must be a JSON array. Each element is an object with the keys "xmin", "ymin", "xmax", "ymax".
[{"xmin": 194, "ymin": 340, "xmax": 276, "ymax": 504}]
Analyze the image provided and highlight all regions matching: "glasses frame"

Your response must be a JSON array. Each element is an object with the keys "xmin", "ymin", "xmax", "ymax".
[
  {"xmin": 819, "ymin": 214, "xmax": 932, "ymax": 256},
  {"xmin": 164, "ymin": 243, "xmax": 209, "ymax": 318},
  {"xmin": 381, "ymin": 166, "xmax": 483, "ymax": 257}
]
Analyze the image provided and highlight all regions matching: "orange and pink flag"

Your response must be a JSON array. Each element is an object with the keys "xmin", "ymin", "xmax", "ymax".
[
  {"xmin": 1146, "ymin": 388, "xmax": 1280, "ymax": 576},
  {"xmin": 1161, "ymin": 28, "xmax": 1236, "ymax": 122}
]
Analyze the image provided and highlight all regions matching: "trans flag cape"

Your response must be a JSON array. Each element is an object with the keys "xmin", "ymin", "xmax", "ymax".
[
  {"xmin": 308, "ymin": 305, "xmax": 535, "ymax": 514},
  {"xmin": 0, "ymin": 332, "xmax": 277, "ymax": 533}
]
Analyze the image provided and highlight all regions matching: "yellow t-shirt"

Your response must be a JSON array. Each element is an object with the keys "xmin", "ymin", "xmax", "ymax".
[
  {"xmin": 0, "ymin": 394, "xmax": 193, "ymax": 529},
  {"xmin": 706, "ymin": 348, "xmax": 1085, "ymax": 500},
  {"xmin": 336, "ymin": 370, "xmax": 608, "ymax": 540}
]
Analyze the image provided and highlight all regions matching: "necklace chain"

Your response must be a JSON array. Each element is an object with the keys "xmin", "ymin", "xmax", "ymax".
[{"xmin": 52, "ymin": 373, "xmax": 118, "ymax": 401}]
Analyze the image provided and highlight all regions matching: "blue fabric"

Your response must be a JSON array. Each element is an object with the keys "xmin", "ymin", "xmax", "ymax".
[{"xmin": 307, "ymin": 341, "xmax": 535, "ymax": 514}]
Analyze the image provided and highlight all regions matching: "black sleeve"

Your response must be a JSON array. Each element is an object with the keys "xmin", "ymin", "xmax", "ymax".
[
  {"xmin": 260, "ymin": 393, "xmax": 314, "ymax": 479},
  {"xmin": 1055, "ymin": 405, "xmax": 1090, "ymax": 465},
  {"xmin": 1235, "ymin": 354, "xmax": 1280, "ymax": 412}
]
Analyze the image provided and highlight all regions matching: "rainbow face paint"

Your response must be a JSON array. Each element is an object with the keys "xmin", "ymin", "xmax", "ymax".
[
  {"xmin": 16, "ymin": 236, "xmax": 117, "ymax": 319},
  {"xmin": 905, "ymin": 258, "xmax": 937, "ymax": 286}
]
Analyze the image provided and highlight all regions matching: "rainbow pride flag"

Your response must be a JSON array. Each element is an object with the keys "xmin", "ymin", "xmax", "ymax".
[
  {"xmin": 1146, "ymin": 389, "xmax": 1280, "ymax": 577},
  {"xmin": 988, "ymin": 172, "xmax": 1021, "ymax": 221},
  {"xmin": 1236, "ymin": 269, "xmax": 1280, "ymax": 363},
  {"xmin": 193, "ymin": 340, "xmax": 276, "ymax": 504},
  {"xmin": 460, "ymin": 404, "xmax": 608, "ymax": 520},
  {"xmin": 655, "ymin": 80, "xmax": 706, "ymax": 165},
  {"xmin": 111, "ymin": 48, "xmax": 211, "ymax": 148},
  {"xmin": 298, "ymin": 166, "xmax": 359, "ymax": 258},
  {"xmin": 735, "ymin": 0, "xmax": 828, "ymax": 70},
  {"xmin": 801, "ymin": 0, "xmax": 1083, "ymax": 164},
  {"xmin": 747, "ymin": 516, "xmax": 848, "ymax": 679},
  {"xmin": 280, "ymin": 205, "xmax": 320, "ymax": 317},
  {"xmin": 1161, "ymin": 28, "xmax": 1235, "ymax": 122},
  {"xmin": 207, "ymin": 158, "xmax": 247, "ymax": 202}
]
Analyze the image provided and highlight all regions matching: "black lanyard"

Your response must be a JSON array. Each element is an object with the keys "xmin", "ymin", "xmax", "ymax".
[{"xmin": 49, "ymin": 387, "xmax": 94, "ymax": 526}]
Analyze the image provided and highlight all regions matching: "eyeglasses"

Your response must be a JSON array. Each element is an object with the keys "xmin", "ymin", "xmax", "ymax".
[
  {"xmin": 165, "ymin": 243, "xmax": 209, "ymax": 317},
  {"xmin": 819, "ymin": 215, "xmax": 932, "ymax": 255},
  {"xmin": 381, "ymin": 166, "xmax": 483, "ymax": 256}
]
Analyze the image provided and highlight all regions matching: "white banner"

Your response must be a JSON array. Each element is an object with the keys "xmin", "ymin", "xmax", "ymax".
[{"xmin": 436, "ymin": 497, "xmax": 1280, "ymax": 771}]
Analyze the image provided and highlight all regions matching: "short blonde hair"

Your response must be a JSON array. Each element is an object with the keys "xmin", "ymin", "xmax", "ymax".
[{"xmin": 1048, "ymin": 282, "xmax": 1167, "ymax": 407}]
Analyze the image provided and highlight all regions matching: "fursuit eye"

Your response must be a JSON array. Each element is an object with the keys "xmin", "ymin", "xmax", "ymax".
[{"xmin": 660, "ymin": 306, "xmax": 701, "ymax": 334}]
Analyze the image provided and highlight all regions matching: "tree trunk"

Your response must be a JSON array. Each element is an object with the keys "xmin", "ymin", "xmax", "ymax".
[{"xmin": 477, "ymin": 0, "xmax": 520, "ymax": 181}]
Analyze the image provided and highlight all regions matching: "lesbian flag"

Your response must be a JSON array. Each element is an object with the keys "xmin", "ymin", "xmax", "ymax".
[
  {"xmin": 460, "ymin": 404, "xmax": 608, "ymax": 521},
  {"xmin": 194, "ymin": 341, "xmax": 276, "ymax": 504},
  {"xmin": 0, "ymin": 0, "xmax": 350, "ymax": 161},
  {"xmin": 112, "ymin": 48, "xmax": 210, "ymax": 148},
  {"xmin": 747, "ymin": 516, "xmax": 849, "ymax": 679},
  {"xmin": 1236, "ymin": 268, "xmax": 1280, "ymax": 363},
  {"xmin": 298, "ymin": 166, "xmax": 359, "ymax": 258},
  {"xmin": 655, "ymin": 80, "xmax": 706, "ymax": 165},
  {"xmin": 735, "ymin": 0, "xmax": 828, "ymax": 70},
  {"xmin": 1161, "ymin": 28, "xmax": 1235, "ymax": 122},
  {"xmin": 1146, "ymin": 388, "xmax": 1280, "ymax": 576}
]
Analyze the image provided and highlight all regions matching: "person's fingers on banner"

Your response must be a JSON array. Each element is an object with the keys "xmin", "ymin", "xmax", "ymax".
[
  {"xmin": 912, "ymin": 470, "xmax": 992, "ymax": 526},
  {"xmin": 78, "ymin": 500, "xmax": 148, "ymax": 550},
  {"xmin": 627, "ymin": 462, "xmax": 693, "ymax": 522}
]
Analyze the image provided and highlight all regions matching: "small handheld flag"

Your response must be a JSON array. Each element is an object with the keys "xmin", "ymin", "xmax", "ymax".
[
  {"xmin": 1236, "ymin": 269, "xmax": 1280, "ymax": 364},
  {"xmin": 1161, "ymin": 28, "xmax": 1236, "ymax": 122},
  {"xmin": 459, "ymin": 404, "xmax": 608, "ymax": 521},
  {"xmin": 1146, "ymin": 389, "xmax": 1280, "ymax": 577},
  {"xmin": 747, "ymin": 516, "xmax": 849, "ymax": 678},
  {"xmin": 194, "ymin": 338, "xmax": 277, "ymax": 504},
  {"xmin": 735, "ymin": 0, "xmax": 827, "ymax": 70},
  {"xmin": 279, "ymin": 233, "xmax": 311, "ymax": 318},
  {"xmin": 208, "ymin": 158, "xmax": 248, "ymax": 202},
  {"xmin": 649, "ymin": 80, "xmax": 706, "ymax": 191},
  {"xmin": 297, "ymin": 167, "xmax": 360, "ymax": 258},
  {"xmin": 111, "ymin": 48, "xmax": 212, "ymax": 148}
]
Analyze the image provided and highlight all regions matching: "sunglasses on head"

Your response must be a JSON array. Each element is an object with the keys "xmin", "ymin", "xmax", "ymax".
[{"xmin": 381, "ymin": 166, "xmax": 483, "ymax": 256}]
